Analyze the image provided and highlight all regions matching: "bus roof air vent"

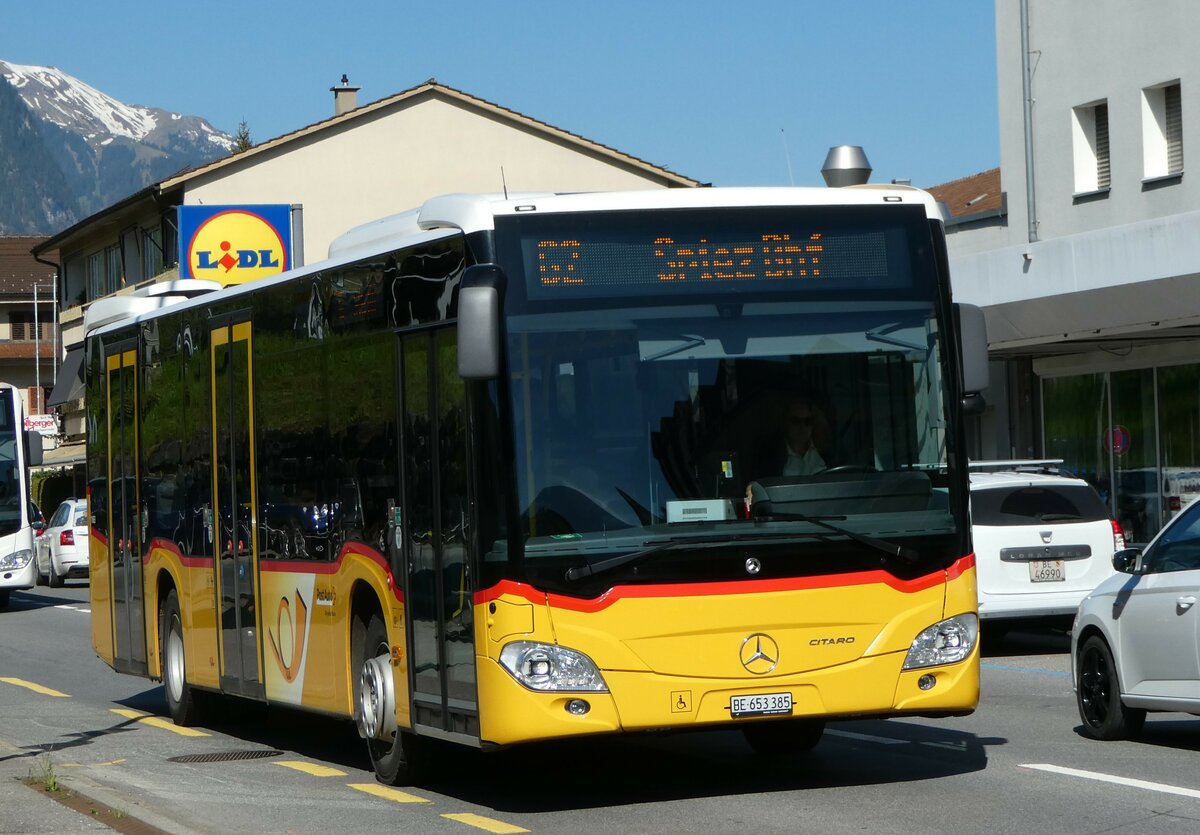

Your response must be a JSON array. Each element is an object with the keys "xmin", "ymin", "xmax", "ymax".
[{"xmin": 821, "ymin": 146, "xmax": 872, "ymax": 187}]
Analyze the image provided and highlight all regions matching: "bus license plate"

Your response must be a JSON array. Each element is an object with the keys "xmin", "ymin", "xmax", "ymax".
[
  {"xmin": 730, "ymin": 692, "xmax": 792, "ymax": 718},
  {"xmin": 1029, "ymin": 559, "xmax": 1065, "ymax": 582}
]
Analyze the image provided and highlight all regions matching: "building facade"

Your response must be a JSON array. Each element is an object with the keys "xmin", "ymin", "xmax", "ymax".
[
  {"xmin": 943, "ymin": 0, "xmax": 1200, "ymax": 543},
  {"xmin": 33, "ymin": 79, "xmax": 699, "ymax": 480},
  {"xmin": 0, "ymin": 237, "xmax": 58, "ymax": 456}
]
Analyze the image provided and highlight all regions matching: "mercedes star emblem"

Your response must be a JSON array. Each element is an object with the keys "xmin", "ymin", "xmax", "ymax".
[
  {"xmin": 739, "ymin": 633, "xmax": 780, "ymax": 674},
  {"xmin": 745, "ymin": 557, "xmax": 762, "ymax": 575}
]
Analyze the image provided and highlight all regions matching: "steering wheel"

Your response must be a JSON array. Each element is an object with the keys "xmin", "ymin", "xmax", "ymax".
[{"xmin": 821, "ymin": 464, "xmax": 878, "ymax": 474}]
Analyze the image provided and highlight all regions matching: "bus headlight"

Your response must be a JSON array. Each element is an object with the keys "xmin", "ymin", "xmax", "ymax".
[
  {"xmin": 902, "ymin": 614, "xmax": 978, "ymax": 670},
  {"xmin": 499, "ymin": 641, "xmax": 609, "ymax": 692},
  {"xmin": 0, "ymin": 549, "xmax": 33, "ymax": 571}
]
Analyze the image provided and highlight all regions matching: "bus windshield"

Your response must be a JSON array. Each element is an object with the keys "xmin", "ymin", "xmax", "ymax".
[
  {"xmin": 0, "ymin": 388, "xmax": 24, "ymax": 537},
  {"xmin": 493, "ymin": 205, "xmax": 960, "ymax": 591}
]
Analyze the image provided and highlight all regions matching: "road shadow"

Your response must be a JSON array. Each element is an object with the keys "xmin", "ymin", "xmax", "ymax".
[
  {"xmin": 415, "ymin": 718, "xmax": 1001, "ymax": 812},
  {"xmin": 107, "ymin": 690, "xmax": 1001, "ymax": 809},
  {"xmin": 111, "ymin": 691, "xmax": 369, "ymax": 771},
  {"xmin": 4, "ymin": 588, "xmax": 90, "ymax": 612},
  {"xmin": 1072, "ymin": 717, "xmax": 1200, "ymax": 751},
  {"xmin": 981, "ymin": 624, "xmax": 1072, "ymax": 658}
]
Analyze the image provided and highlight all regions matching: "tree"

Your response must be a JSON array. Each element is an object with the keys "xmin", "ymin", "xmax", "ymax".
[{"xmin": 234, "ymin": 120, "xmax": 252, "ymax": 152}]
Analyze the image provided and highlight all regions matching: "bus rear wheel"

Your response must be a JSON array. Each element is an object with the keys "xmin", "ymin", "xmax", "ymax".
[
  {"xmin": 742, "ymin": 718, "xmax": 825, "ymax": 754},
  {"xmin": 356, "ymin": 613, "xmax": 426, "ymax": 785},
  {"xmin": 161, "ymin": 590, "xmax": 205, "ymax": 726}
]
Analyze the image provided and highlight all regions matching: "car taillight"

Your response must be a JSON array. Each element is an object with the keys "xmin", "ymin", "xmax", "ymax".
[
  {"xmin": 60, "ymin": 530, "xmax": 74, "ymax": 546},
  {"xmin": 1110, "ymin": 519, "xmax": 1126, "ymax": 551},
  {"xmin": 1169, "ymin": 496, "xmax": 1182, "ymax": 512}
]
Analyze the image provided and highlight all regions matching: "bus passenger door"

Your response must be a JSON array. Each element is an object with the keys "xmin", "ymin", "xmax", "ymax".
[
  {"xmin": 210, "ymin": 316, "xmax": 265, "ymax": 699},
  {"xmin": 400, "ymin": 328, "xmax": 478, "ymax": 742},
  {"xmin": 106, "ymin": 346, "xmax": 147, "ymax": 676}
]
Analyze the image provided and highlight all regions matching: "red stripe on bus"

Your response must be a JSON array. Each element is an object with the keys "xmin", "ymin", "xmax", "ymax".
[
  {"xmin": 476, "ymin": 554, "xmax": 976, "ymax": 613},
  {"xmin": 143, "ymin": 538, "xmax": 403, "ymax": 600}
]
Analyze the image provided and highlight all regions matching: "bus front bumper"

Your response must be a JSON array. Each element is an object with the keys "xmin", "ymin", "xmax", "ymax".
[{"xmin": 477, "ymin": 646, "xmax": 979, "ymax": 747}]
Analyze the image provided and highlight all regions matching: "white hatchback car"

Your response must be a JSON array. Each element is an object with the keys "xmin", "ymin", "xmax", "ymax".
[
  {"xmin": 35, "ymin": 498, "xmax": 89, "ymax": 587},
  {"xmin": 1073, "ymin": 496, "xmax": 1200, "ymax": 739},
  {"xmin": 970, "ymin": 462, "xmax": 1125, "ymax": 629}
]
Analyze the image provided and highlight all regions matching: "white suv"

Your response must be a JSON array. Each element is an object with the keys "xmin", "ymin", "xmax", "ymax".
[{"xmin": 970, "ymin": 461, "xmax": 1125, "ymax": 627}]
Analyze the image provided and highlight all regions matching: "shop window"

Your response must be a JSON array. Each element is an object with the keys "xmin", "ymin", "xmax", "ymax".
[
  {"xmin": 1043, "ymin": 373, "xmax": 1112, "ymax": 504},
  {"xmin": 1158, "ymin": 364, "xmax": 1200, "ymax": 524}
]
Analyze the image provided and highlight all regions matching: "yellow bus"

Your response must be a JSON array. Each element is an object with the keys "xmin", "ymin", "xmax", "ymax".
[{"xmin": 86, "ymin": 187, "xmax": 988, "ymax": 784}]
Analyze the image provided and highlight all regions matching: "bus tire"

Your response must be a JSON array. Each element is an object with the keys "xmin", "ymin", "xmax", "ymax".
[
  {"xmin": 0, "ymin": 589, "xmax": 9, "ymax": 609},
  {"xmin": 357, "ymin": 612, "xmax": 425, "ymax": 785},
  {"xmin": 161, "ymin": 590, "xmax": 204, "ymax": 726},
  {"xmin": 742, "ymin": 718, "xmax": 825, "ymax": 754}
]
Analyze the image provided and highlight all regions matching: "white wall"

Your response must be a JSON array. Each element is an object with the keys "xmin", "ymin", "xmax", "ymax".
[
  {"xmin": 994, "ymin": 0, "xmax": 1200, "ymax": 246},
  {"xmin": 184, "ymin": 97, "xmax": 683, "ymax": 265}
]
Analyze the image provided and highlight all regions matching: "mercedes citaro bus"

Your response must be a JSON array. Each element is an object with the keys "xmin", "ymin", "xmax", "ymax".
[{"xmin": 86, "ymin": 186, "xmax": 988, "ymax": 784}]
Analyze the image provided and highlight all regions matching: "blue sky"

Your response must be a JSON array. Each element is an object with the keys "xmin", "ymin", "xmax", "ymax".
[{"xmin": 3, "ymin": 1, "xmax": 997, "ymax": 189}]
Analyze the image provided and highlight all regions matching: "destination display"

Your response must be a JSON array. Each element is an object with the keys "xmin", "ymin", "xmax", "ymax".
[{"xmin": 517, "ymin": 216, "xmax": 920, "ymax": 300}]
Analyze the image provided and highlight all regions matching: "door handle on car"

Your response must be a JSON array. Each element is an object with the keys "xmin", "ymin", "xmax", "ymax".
[{"xmin": 1178, "ymin": 595, "xmax": 1197, "ymax": 611}]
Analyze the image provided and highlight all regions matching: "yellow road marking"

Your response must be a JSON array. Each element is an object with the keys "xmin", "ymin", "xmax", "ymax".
[
  {"xmin": 443, "ymin": 813, "xmax": 530, "ymax": 833},
  {"xmin": 110, "ymin": 708, "xmax": 210, "ymax": 737},
  {"xmin": 347, "ymin": 783, "xmax": 429, "ymax": 803},
  {"xmin": 0, "ymin": 677, "xmax": 70, "ymax": 698},
  {"xmin": 274, "ymin": 760, "xmax": 346, "ymax": 777},
  {"xmin": 61, "ymin": 759, "xmax": 127, "ymax": 768}
]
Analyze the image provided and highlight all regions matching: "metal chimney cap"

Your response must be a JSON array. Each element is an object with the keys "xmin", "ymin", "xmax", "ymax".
[{"xmin": 821, "ymin": 145, "xmax": 872, "ymax": 187}]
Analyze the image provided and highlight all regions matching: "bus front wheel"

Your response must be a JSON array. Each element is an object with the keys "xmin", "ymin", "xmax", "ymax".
[{"xmin": 356, "ymin": 613, "xmax": 426, "ymax": 785}]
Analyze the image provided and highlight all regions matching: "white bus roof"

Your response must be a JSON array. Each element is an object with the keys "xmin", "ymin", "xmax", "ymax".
[
  {"xmin": 87, "ymin": 186, "xmax": 943, "ymax": 339},
  {"xmin": 329, "ymin": 185, "xmax": 943, "ymax": 262}
]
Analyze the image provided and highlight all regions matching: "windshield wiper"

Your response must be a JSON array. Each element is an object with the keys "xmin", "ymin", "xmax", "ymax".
[
  {"xmin": 563, "ymin": 530, "xmax": 823, "ymax": 582},
  {"xmin": 1038, "ymin": 513, "xmax": 1082, "ymax": 522},
  {"xmin": 641, "ymin": 333, "xmax": 706, "ymax": 361},
  {"xmin": 753, "ymin": 512, "xmax": 921, "ymax": 563}
]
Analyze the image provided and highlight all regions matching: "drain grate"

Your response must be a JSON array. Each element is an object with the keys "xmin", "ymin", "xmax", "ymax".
[{"xmin": 168, "ymin": 749, "xmax": 284, "ymax": 764}]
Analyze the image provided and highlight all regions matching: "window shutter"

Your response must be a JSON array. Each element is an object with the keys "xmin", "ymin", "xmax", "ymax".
[
  {"xmin": 1095, "ymin": 103, "xmax": 1111, "ymax": 188},
  {"xmin": 1166, "ymin": 84, "xmax": 1183, "ymax": 174}
]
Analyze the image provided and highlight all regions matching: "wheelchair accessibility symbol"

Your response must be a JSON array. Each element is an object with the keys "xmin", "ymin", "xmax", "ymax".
[{"xmin": 671, "ymin": 690, "xmax": 692, "ymax": 713}]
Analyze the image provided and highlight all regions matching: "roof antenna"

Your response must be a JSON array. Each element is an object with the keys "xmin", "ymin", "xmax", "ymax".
[
  {"xmin": 501, "ymin": 166, "xmax": 508, "ymax": 199},
  {"xmin": 781, "ymin": 128, "xmax": 795, "ymax": 186}
]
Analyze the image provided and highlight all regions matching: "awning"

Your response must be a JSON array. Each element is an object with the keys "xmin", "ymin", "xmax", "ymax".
[
  {"xmin": 46, "ymin": 349, "xmax": 86, "ymax": 407},
  {"xmin": 34, "ymin": 441, "xmax": 87, "ymax": 470}
]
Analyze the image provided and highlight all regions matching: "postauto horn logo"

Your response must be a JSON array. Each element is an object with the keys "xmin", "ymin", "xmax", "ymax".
[{"xmin": 179, "ymin": 204, "xmax": 293, "ymax": 285}]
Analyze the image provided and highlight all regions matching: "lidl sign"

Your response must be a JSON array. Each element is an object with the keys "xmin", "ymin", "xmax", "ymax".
[{"xmin": 178, "ymin": 204, "xmax": 293, "ymax": 285}]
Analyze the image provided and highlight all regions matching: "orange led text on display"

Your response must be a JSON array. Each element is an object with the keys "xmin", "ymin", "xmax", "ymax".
[{"xmin": 536, "ymin": 233, "xmax": 825, "ymax": 287}]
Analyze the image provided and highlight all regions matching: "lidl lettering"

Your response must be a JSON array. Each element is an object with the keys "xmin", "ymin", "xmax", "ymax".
[{"xmin": 195, "ymin": 247, "xmax": 282, "ymax": 272}]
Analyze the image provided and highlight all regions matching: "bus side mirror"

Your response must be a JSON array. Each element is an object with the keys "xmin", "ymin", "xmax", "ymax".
[
  {"xmin": 25, "ymin": 429, "xmax": 43, "ymax": 467},
  {"xmin": 955, "ymin": 303, "xmax": 989, "ymax": 407},
  {"xmin": 457, "ymin": 264, "xmax": 506, "ymax": 381}
]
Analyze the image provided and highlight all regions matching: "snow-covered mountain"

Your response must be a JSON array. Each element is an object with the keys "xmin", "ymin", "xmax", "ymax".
[{"xmin": 0, "ymin": 60, "xmax": 236, "ymax": 235}]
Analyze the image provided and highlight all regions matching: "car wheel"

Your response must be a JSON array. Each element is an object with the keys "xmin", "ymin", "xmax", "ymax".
[
  {"xmin": 0, "ymin": 590, "xmax": 9, "ymax": 610},
  {"xmin": 161, "ymin": 589, "xmax": 207, "ymax": 726},
  {"xmin": 35, "ymin": 552, "xmax": 46, "ymax": 586},
  {"xmin": 742, "ymin": 718, "xmax": 825, "ymax": 754},
  {"xmin": 355, "ymin": 611, "xmax": 428, "ymax": 785},
  {"xmin": 47, "ymin": 553, "xmax": 64, "ymax": 588},
  {"xmin": 1076, "ymin": 635, "xmax": 1145, "ymax": 740}
]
